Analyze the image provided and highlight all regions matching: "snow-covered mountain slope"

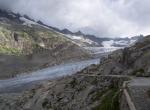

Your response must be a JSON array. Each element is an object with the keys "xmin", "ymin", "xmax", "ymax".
[
  {"xmin": 102, "ymin": 39, "xmax": 137, "ymax": 47},
  {"xmin": 0, "ymin": 9, "xmax": 91, "ymax": 78},
  {"xmin": 64, "ymin": 33, "xmax": 142, "ymax": 55},
  {"xmin": 65, "ymin": 34, "xmax": 98, "ymax": 47},
  {"xmin": 84, "ymin": 38, "xmax": 138, "ymax": 55},
  {"xmin": 0, "ymin": 9, "xmax": 142, "ymax": 55},
  {"xmin": 20, "ymin": 15, "xmax": 143, "ymax": 56},
  {"xmin": 84, "ymin": 47, "xmax": 122, "ymax": 54},
  {"xmin": 20, "ymin": 17, "xmax": 38, "ymax": 27},
  {"xmin": 60, "ymin": 29, "xmax": 143, "ymax": 48}
]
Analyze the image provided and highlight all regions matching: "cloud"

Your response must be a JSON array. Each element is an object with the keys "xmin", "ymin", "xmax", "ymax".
[{"xmin": 0, "ymin": 0, "xmax": 150, "ymax": 37}]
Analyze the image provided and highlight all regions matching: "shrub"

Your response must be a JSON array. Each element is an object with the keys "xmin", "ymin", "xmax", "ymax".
[
  {"xmin": 93, "ymin": 88, "xmax": 120, "ymax": 110},
  {"xmin": 147, "ymin": 90, "xmax": 150, "ymax": 98},
  {"xmin": 132, "ymin": 68, "xmax": 145, "ymax": 77}
]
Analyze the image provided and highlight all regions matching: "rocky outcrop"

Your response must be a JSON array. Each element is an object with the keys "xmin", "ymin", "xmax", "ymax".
[
  {"xmin": 0, "ymin": 75, "xmax": 128, "ymax": 110},
  {"xmin": 78, "ymin": 35, "xmax": 150, "ymax": 77}
]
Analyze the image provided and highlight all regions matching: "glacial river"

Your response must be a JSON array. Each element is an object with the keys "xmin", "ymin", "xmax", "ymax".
[{"xmin": 0, "ymin": 59, "xmax": 100, "ymax": 93}]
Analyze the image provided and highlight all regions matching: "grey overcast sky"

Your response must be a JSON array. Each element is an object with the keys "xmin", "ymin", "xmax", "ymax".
[{"xmin": 0, "ymin": 0, "xmax": 150, "ymax": 37}]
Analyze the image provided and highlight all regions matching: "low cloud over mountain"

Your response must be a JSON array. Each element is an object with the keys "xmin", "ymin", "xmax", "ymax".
[{"xmin": 0, "ymin": 0, "xmax": 150, "ymax": 37}]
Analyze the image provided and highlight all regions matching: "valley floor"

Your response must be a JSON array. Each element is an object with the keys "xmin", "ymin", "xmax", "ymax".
[{"xmin": 0, "ymin": 58, "xmax": 100, "ymax": 93}]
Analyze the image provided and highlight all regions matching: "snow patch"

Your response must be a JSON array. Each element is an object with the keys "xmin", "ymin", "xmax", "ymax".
[
  {"xmin": 102, "ymin": 39, "xmax": 137, "ymax": 48},
  {"xmin": 20, "ymin": 17, "xmax": 37, "ymax": 27},
  {"xmin": 113, "ymin": 40, "xmax": 129, "ymax": 46},
  {"xmin": 20, "ymin": 17, "xmax": 51, "ymax": 30},
  {"xmin": 129, "ymin": 40, "xmax": 137, "ymax": 46},
  {"xmin": 69, "ymin": 35, "xmax": 82, "ymax": 40},
  {"xmin": 66, "ymin": 35, "xmax": 98, "ymax": 46},
  {"xmin": 84, "ymin": 47, "xmax": 122, "ymax": 54},
  {"xmin": 102, "ymin": 40, "xmax": 114, "ymax": 47}
]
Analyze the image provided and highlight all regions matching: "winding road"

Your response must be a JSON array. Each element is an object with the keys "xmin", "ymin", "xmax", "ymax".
[{"xmin": 127, "ymin": 77, "xmax": 150, "ymax": 110}]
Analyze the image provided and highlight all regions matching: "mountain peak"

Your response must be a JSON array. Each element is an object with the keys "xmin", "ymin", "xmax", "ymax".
[
  {"xmin": 61, "ymin": 28, "xmax": 73, "ymax": 35},
  {"xmin": 74, "ymin": 30, "xmax": 84, "ymax": 36}
]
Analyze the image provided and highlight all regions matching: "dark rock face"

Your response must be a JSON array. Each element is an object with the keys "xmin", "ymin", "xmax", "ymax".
[
  {"xmin": 89, "ymin": 35, "xmax": 150, "ymax": 77},
  {"xmin": 13, "ymin": 33, "xmax": 19, "ymax": 42},
  {"xmin": 0, "ymin": 9, "xmax": 22, "ymax": 24},
  {"xmin": 76, "ymin": 35, "xmax": 150, "ymax": 77},
  {"xmin": 67, "ymin": 35, "xmax": 150, "ymax": 78},
  {"xmin": 0, "ymin": 75, "xmax": 127, "ymax": 110}
]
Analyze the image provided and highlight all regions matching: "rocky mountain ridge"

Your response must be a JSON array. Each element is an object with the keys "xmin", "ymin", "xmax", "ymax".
[
  {"xmin": 57, "ymin": 28, "xmax": 143, "ymax": 47},
  {"xmin": 0, "ymin": 9, "xmax": 90, "ymax": 79},
  {"xmin": 0, "ymin": 9, "xmax": 142, "ymax": 48},
  {"xmin": 9, "ymin": 9, "xmax": 141, "ymax": 48}
]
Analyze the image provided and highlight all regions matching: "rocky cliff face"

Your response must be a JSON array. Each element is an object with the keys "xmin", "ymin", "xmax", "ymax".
[
  {"xmin": 0, "ymin": 10, "xmax": 90, "ymax": 78},
  {"xmin": 0, "ymin": 35, "xmax": 149, "ymax": 110},
  {"xmin": 79, "ymin": 35, "xmax": 150, "ymax": 77},
  {"xmin": 0, "ymin": 75, "xmax": 128, "ymax": 110}
]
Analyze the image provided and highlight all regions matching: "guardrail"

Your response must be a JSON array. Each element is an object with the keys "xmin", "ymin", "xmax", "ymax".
[{"xmin": 122, "ymin": 81, "xmax": 137, "ymax": 110}]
